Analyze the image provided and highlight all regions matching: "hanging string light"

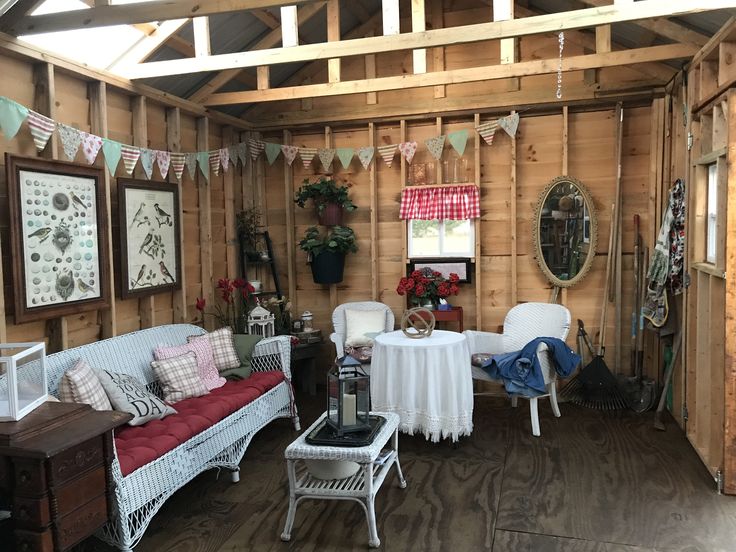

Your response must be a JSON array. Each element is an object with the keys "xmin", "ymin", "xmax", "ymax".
[{"xmin": 556, "ymin": 32, "xmax": 565, "ymax": 100}]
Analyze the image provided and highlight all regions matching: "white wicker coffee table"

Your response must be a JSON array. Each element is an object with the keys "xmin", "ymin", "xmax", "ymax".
[{"xmin": 280, "ymin": 411, "xmax": 406, "ymax": 548}]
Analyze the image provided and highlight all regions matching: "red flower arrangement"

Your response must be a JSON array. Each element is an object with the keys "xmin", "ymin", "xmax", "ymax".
[
  {"xmin": 196, "ymin": 278, "xmax": 256, "ymax": 332},
  {"xmin": 396, "ymin": 268, "xmax": 460, "ymax": 306}
]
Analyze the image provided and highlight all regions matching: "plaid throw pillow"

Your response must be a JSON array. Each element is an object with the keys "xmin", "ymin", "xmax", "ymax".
[
  {"xmin": 58, "ymin": 359, "xmax": 112, "ymax": 411},
  {"xmin": 155, "ymin": 339, "xmax": 225, "ymax": 391},
  {"xmin": 151, "ymin": 352, "xmax": 208, "ymax": 403},
  {"xmin": 188, "ymin": 327, "xmax": 240, "ymax": 372}
]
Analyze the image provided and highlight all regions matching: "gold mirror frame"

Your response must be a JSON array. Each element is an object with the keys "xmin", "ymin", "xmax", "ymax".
[{"xmin": 532, "ymin": 175, "xmax": 598, "ymax": 289}]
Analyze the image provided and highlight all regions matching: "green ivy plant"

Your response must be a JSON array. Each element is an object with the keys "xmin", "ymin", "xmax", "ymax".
[
  {"xmin": 299, "ymin": 225, "xmax": 358, "ymax": 256},
  {"xmin": 294, "ymin": 177, "xmax": 357, "ymax": 213}
]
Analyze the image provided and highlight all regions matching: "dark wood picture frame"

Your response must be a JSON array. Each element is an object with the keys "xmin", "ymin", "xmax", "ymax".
[
  {"xmin": 407, "ymin": 258, "xmax": 473, "ymax": 283},
  {"xmin": 118, "ymin": 178, "xmax": 181, "ymax": 299},
  {"xmin": 5, "ymin": 153, "xmax": 111, "ymax": 324}
]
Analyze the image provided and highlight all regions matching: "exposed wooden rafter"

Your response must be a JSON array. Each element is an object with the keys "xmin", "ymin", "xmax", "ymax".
[
  {"xmin": 119, "ymin": 0, "xmax": 733, "ymax": 80},
  {"xmin": 0, "ymin": 0, "xmax": 44, "ymax": 33},
  {"xmin": 107, "ymin": 19, "xmax": 189, "ymax": 70}
]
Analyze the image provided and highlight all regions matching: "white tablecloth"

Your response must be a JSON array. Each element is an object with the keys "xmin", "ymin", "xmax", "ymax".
[{"xmin": 370, "ymin": 330, "xmax": 473, "ymax": 442}]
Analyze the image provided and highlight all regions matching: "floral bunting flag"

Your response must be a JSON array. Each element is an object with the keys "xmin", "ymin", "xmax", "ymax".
[
  {"xmin": 197, "ymin": 151, "xmax": 209, "ymax": 183},
  {"xmin": 102, "ymin": 139, "xmax": 122, "ymax": 176},
  {"xmin": 171, "ymin": 152, "xmax": 186, "ymax": 181},
  {"xmin": 0, "ymin": 97, "xmax": 28, "ymax": 140},
  {"xmin": 237, "ymin": 142, "xmax": 248, "ymax": 166},
  {"xmin": 357, "ymin": 146, "xmax": 374, "ymax": 169},
  {"xmin": 377, "ymin": 144, "xmax": 397, "ymax": 168},
  {"xmin": 398, "ymin": 141, "xmax": 418, "ymax": 164},
  {"xmin": 281, "ymin": 144, "xmax": 299, "ymax": 166},
  {"xmin": 156, "ymin": 150, "xmax": 171, "ymax": 179},
  {"xmin": 299, "ymin": 147, "xmax": 317, "ymax": 170},
  {"xmin": 26, "ymin": 110, "xmax": 55, "ymax": 151},
  {"xmin": 58, "ymin": 124, "xmax": 82, "ymax": 161},
  {"xmin": 498, "ymin": 112, "xmax": 520, "ymax": 137},
  {"xmin": 336, "ymin": 147, "xmax": 354, "ymax": 170},
  {"xmin": 264, "ymin": 142, "xmax": 281, "ymax": 165},
  {"xmin": 475, "ymin": 120, "xmax": 499, "ymax": 146},
  {"xmin": 121, "ymin": 144, "xmax": 141, "ymax": 175},
  {"xmin": 447, "ymin": 130, "xmax": 468, "ymax": 157},
  {"xmin": 219, "ymin": 147, "xmax": 230, "ymax": 172},
  {"xmin": 209, "ymin": 150, "xmax": 221, "ymax": 177},
  {"xmin": 79, "ymin": 131, "xmax": 103, "ymax": 164},
  {"xmin": 318, "ymin": 148, "xmax": 336, "ymax": 172},
  {"xmin": 425, "ymin": 135, "xmax": 445, "ymax": 160},
  {"xmin": 185, "ymin": 153, "xmax": 197, "ymax": 180},
  {"xmin": 228, "ymin": 144, "xmax": 239, "ymax": 168},
  {"xmin": 248, "ymin": 138, "xmax": 265, "ymax": 161},
  {"xmin": 139, "ymin": 148, "xmax": 155, "ymax": 179}
]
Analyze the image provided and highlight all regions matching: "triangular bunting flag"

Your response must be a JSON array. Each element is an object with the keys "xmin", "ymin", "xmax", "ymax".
[
  {"xmin": 248, "ymin": 138, "xmax": 264, "ymax": 161},
  {"xmin": 197, "ymin": 151, "xmax": 209, "ymax": 183},
  {"xmin": 0, "ymin": 97, "xmax": 28, "ymax": 140},
  {"xmin": 357, "ymin": 146, "xmax": 374, "ymax": 170},
  {"xmin": 336, "ymin": 147, "xmax": 354, "ymax": 170},
  {"xmin": 102, "ymin": 139, "xmax": 122, "ymax": 176},
  {"xmin": 228, "ymin": 144, "xmax": 239, "ymax": 168},
  {"xmin": 377, "ymin": 144, "xmax": 397, "ymax": 168},
  {"xmin": 281, "ymin": 144, "xmax": 299, "ymax": 166},
  {"xmin": 398, "ymin": 141, "xmax": 418, "ymax": 164},
  {"xmin": 425, "ymin": 135, "xmax": 445, "ymax": 160},
  {"xmin": 171, "ymin": 152, "xmax": 185, "ymax": 181},
  {"xmin": 265, "ymin": 142, "xmax": 281, "ymax": 165},
  {"xmin": 299, "ymin": 147, "xmax": 317, "ymax": 170},
  {"xmin": 139, "ymin": 148, "xmax": 155, "ymax": 179},
  {"xmin": 498, "ymin": 112, "xmax": 520, "ymax": 137},
  {"xmin": 318, "ymin": 148, "xmax": 336, "ymax": 172},
  {"xmin": 26, "ymin": 110, "xmax": 55, "ymax": 151},
  {"xmin": 475, "ymin": 120, "xmax": 499, "ymax": 146},
  {"xmin": 209, "ymin": 150, "xmax": 221, "ymax": 177},
  {"xmin": 185, "ymin": 153, "xmax": 198, "ymax": 180},
  {"xmin": 237, "ymin": 142, "xmax": 248, "ymax": 166},
  {"xmin": 58, "ymin": 124, "xmax": 82, "ymax": 161},
  {"xmin": 121, "ymin": 144, "xmax": 140, "ymax": 175},
  {"xmin": 219, "ymin": 147, "xmax": 230, "ymax": 172},
  {"xmin": 156, "ymin": 150, "xmax": 171, "ymax": 179},
  {"xmin": 447, "ymin": 130, "xmax": 468, "ymax": 157},
  {"xmin": 79, "ymin": 132, "xmax": 103, "ymax": 164}
]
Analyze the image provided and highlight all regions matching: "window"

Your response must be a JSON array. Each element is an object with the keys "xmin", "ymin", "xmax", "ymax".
[
  {"xmin": 408, "ymin": 219, "xmax": 474, "ymax": 258},
  {"xmin": 706, "ymin": 163, "xmax": 718, "ymax": 264}
]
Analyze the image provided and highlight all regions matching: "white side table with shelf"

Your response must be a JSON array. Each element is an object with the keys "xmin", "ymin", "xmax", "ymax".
[{"xmin": 281, "ymin": 411, "xmax": 406, "ymax": 548}]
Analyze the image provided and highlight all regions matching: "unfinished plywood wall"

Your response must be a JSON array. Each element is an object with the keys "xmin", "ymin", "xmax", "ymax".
[
  {"xmin": 0, "ymin": 53, "xmax": 236, "ymax": 349},
  {"xmin": 256, "ymin": 105, "xmax": 655, "ymax": 376}
]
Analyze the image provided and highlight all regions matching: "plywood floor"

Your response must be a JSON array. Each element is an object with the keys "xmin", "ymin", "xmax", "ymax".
[{"xmin": 75, "ymin": 389, "xmax": 736, "ymax": 552}]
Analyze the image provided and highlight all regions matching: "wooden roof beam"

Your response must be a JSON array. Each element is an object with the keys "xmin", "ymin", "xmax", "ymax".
[
  {"xmin": 0, "ymin": 0, "xmax": 44, "ymax": 33},
  {"xmin": 204, "ymin": 42, "xmax": 696, "ymax": 105},
  {"xmin": 107, "ymin": 19, "xmax": 189, "ymax": 69},
  {"xmin": 120, "ymin": 0, "xmax": 734, "ymax": 79},
  {"xmin": 9, "ymin": 0, "xmax": 321, "ymax": 35}
]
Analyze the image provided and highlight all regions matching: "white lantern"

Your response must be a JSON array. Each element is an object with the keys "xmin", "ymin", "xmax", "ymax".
[
  {"xmin": 247, "ymin": 305, "xmax": 275, "ymax": 338},
  {"xmin": 0, "ymin": 342, "xmax": 47, "ymax": 421}
]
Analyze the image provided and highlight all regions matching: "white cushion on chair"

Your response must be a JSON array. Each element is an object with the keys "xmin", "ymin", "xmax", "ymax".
[{"xmin": 344, "ymin": 309, "xmax": 386, "ymax": 347}]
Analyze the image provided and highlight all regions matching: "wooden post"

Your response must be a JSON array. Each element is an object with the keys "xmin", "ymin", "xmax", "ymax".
[
  {"xmin": 325, "ymin": 125, "xmax": 338, "ymax": 310},
  {"xmin": 167, "ymin": 107, "xmax": 188, "ymax": 323},
  {"xmin": 197, "ymin": 117, "xmax": 214, "ymax": 330},
  {"xmin": 510, "ymin": 111, "xmax": 518, "ymax": 305},
  {"xmin": 89, "ymin": 81, "xmax": 117, "ymax": 338},
  {"xmin": 429, "ymin": 0, "xmax": 445, "ymax": 98},
  {"xmin": 327, "ymin": 0, "xmax": 341, "ymax": 83},
  {"xmin": 561, "ymin": 105, "xmax": 569, "ymax": 306},
  {"xmin": 613, "ymin": 103, "xmax": 624, "ymax": 374},
  {"xmin": 369, "ymin": 122, "xmax": 378, "ymax": 300},
  {"xmin": 474, "ymin": 113, "xmax": 482, "ymax": 329},
  {"xmin": 222, "ymin": 126, "xmax": 238, "ymax": 280},
  {"xmin": 365, "ymin": 32, "xmax": 377, "ymax": 106},
  {"xmin": 284, "ymin": 129, "xmax": 297, "ymax": 308},
  {"xmin": 400, "ymin": 119, "xmax": 407, "ymax": 271},
  {"xmin": 411, "ymin": 0, "xmax": 426, "ymax": 74}
]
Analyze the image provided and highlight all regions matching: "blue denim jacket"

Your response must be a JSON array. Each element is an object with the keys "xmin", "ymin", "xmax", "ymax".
[{"xmin": 481, "ymin": 337, "xmax": 580, "ymax": 397}]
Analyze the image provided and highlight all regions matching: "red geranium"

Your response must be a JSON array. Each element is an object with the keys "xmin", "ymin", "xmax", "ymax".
[
  {"xmin": 195, "ymin": 297, "xmax": 206, "ymax": 311},
  {"xmin": 396, "ymin": 267, "xmax": 461, "ymax": 305}
]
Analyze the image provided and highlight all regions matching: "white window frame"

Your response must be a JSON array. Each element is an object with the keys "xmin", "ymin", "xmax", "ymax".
[{"xmin": 407, "ymin": 219, "xmax": 475, "ymax": 259}]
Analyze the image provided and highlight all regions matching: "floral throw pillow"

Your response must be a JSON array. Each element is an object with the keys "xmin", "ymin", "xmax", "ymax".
[{"xmin": 154, "ymin": 339, "xmax": 225, "ymax": 391}]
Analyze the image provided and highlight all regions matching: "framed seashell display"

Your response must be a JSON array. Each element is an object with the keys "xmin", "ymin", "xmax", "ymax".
[
  {"xmin": 118, "ymin": 178, "xmax": 181, "ymax": 299},
  {"xmin": 5, "ymin": 154, "xmax": 110, "ymax": 323}
]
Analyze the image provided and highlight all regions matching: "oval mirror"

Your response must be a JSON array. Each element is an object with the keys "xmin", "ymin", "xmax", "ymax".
[{"xmin": 532, "ymin": 176, "xmax": 597, "ymax": 288}]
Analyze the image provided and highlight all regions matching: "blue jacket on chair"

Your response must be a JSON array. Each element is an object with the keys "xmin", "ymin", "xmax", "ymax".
[{"xmin": 480, "ymin": 337, "xmax": 580, "ymax": 397}]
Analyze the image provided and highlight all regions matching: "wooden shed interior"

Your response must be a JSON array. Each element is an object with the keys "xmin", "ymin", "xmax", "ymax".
[{"xmin": 0, "ymin": 1, "xmax": 735, "ymax": 551}]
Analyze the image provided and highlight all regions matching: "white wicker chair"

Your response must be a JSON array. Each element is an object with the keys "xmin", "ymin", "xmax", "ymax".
[
  {"xmin": 463, "ymin": 302, "xmax": 571, "ymax": 437},
  {"xmin": 329, "ymin": 301, "xmax": 395, "ymax": 360}
]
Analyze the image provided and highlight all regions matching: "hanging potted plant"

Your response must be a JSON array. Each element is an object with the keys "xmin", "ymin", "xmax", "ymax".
[
  {"xmin": 236, "ymin": 207, "xmax": 263, "ymax": 262},
  {"xmin": 299, "ymin": 225, "xmax": 358, "ymax": 284},
  {"xmin": 294, "ymin": 177, "xmax": 357, "ymax": 226}
]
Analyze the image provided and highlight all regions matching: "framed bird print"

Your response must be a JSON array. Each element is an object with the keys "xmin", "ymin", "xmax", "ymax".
[
  {"xmin": 118, "ymin": 178, "xmax": 181, "ymax": 299},
  {"xmin": 5, "ymin": 154, "xmax": 111, "ymax": 323}
]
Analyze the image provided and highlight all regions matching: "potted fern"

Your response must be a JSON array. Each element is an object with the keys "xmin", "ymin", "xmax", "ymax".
[
  {"xmin": 299, "ymin": 225, "xmax": 358, "ymax": 284},
  {"xmin": 294, "ymin": 177, "xmax": 357, "ymax": 226}
]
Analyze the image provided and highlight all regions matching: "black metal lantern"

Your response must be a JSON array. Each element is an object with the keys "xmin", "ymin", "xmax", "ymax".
[{"xmin": 326, "ymin": 355, "xmax": 371, "ymax": 436}]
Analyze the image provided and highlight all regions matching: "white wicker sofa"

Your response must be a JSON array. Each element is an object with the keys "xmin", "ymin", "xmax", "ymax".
[{"xmin": 41, "ymin": 324, "xmax": 299, "ymax": 551}]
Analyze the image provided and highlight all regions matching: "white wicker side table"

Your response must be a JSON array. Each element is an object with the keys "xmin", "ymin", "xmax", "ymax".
[{"xmin": 280, "ymin": 411, "xmax": 406, "ymax": 548}]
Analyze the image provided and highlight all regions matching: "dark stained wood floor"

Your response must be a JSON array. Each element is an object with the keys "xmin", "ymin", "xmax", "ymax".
[{"xmin": 74, "ymin": 388, "xmax": 736, "ymax": 552}]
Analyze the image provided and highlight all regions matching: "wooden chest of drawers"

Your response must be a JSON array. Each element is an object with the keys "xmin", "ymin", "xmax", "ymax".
[{"xmin": 0, "ymin": 402, "xmax": 131, "ymax": 552}]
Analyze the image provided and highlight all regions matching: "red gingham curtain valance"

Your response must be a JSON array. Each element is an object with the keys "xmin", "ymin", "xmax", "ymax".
[{"xmin": 399, "ymin": 184, "xmax": 480, "ymax": 220}]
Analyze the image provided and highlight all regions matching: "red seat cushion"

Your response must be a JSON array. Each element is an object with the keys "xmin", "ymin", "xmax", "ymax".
[{"xmin": 114, "ymin": 371, "xmax": 285, "ymax": 477}]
